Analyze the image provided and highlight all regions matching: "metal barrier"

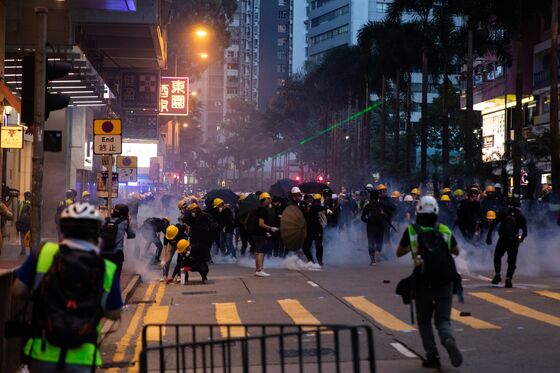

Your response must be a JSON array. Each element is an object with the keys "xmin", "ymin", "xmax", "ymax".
[{"xmin": 139, "ymin": 324, "xmax": 376, "ymax": 373}]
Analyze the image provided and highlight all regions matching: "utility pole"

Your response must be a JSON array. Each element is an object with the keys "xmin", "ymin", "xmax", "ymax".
[
  {"xmin": 106, "ymin": 155, "xmax": 113, "ymax": 212},
  {"xmin": 30, "ymin": 7, "xmax": 47, "ymax": 250}
]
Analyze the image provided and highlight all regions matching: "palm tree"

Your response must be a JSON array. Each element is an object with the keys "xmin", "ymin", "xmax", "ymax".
[{"xmin": 388, "ymin": 0, "xmax": 436, "ymax": 182}]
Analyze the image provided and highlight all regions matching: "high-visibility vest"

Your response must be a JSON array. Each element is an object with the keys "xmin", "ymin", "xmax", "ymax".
[
  {"xmin": 407, "ymin": 223, "xmax": 453, "ymax": 260},
  {"xmin": 23, "ymin": 242, "xmax": 117, "ymax": 366}
]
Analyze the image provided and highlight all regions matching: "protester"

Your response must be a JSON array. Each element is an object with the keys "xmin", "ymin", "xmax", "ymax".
[{"xmin": 252, "ymin": 192, "xmax": 278, "ymax": 276}]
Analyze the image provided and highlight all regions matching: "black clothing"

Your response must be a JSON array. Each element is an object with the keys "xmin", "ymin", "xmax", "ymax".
[
  {"xmin": 457, "ymin": 199, "xmax": 482, "ymax": 240},
  {"xmin": 487, "ymin": 208, "xmax": 527, "ymax": 280},
  {"xmin": 494, "ymin": 238, "xmax": 519, "ymax": 279},
  {"xmin": 216, "ymin": 207, "xmax": 235, "ymax": 233},
  {"xmin": 253, "ymin": 206, "xmax": 271, "ymax": 237},
  {"xmin": 183, "ymin": 212, "xmax": 216, "ymax": 262},
  {"xmin": 438, "ymin": 202, "xmax": 457, "ymax": 228}
]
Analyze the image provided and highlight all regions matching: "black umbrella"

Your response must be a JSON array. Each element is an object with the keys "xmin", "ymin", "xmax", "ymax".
[
  {"xmin": 205, "ymin": 188, "xmax": 239, "ymax": 207},
  {"xmin": 269, "ymin": 178, "xmax": 298, "ymax": 197},
  {"xmin": 237, "ymin": 193, "xmax": 260, "ymax": 220},
  {"xmin": 298, "ymin": 182, "xmax": 332, "ymax": 195}
]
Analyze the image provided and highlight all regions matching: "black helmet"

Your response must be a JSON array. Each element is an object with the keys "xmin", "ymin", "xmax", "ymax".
[
  {"xmin": 24, "ymin": 191, "xmax": 31, "ymax": 200},
  {"xmin": 112, "ymin": 204, "xmax": 130, "ymax": 219},
  {"xmin": 66, "ymin": 189, "xmax": 77, "ymax": 199}
]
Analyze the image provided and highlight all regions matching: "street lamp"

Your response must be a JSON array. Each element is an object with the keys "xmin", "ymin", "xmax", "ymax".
[
  {"xmin": 199, "ymin": 52, "xmax": 209, "ymax": 60},
  {"xmin": 183, "ymin": 122, "xmax": 189, "ymax": 128},
  {"xmin": 195, "ymin": 29, "xmax": 208, "ymax": 38}
]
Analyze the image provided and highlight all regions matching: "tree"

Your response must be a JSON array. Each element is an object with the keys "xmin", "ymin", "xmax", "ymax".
[{"xmin": 550, "ymin": 0, "xmax": 560, "ymax": 201}]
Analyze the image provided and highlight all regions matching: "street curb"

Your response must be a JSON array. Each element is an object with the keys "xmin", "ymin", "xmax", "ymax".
[{"xmin": 101, "ymin": 274, "xmax": 142, "ymax": 337}]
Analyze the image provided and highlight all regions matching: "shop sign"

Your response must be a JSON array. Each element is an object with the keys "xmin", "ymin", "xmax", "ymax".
[
  {"xmin": 1, "ymin": 126, "xmax": 23, "ymax": 149},
  {"xmin": 159, "ymin": 76, "xmax": 189, "ymax": 116}
]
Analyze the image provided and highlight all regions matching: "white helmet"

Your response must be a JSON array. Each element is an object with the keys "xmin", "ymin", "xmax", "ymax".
[
  {"xmin": 60, "ymin": 202, "xmax": 104, "ymax": 222},
  {"xmin": 403, "ymin": 195, "xmax": 414, "ymax": 202},
  {"xmin": 365, "ymin": 183, "xmax": 374, "ymax": 190},
  {"xmin": 291, "ymin": 186, "xmax": 302, "ymax": 194},
  {"xmin": 494, "ymin": 183, "xmax": 502, "ymax": 189},
  {"xmin": 332, "ymin": 193, "xmax": 338, "ymax": 199},
  {"xmin": 416, "ymin": 196, "xmax": 439, "ymax": 215}
]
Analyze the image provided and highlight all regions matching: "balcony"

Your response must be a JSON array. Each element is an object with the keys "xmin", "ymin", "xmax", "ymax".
[{"xmin": 534, "ymin": 68, "xmax": 560, "ymax": 90}]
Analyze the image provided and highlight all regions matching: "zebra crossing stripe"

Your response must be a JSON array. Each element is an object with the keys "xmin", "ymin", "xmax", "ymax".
[
  {"xmin": 344, "ymin": 296, "xmax": 415, "ymax": 332},
  {"xmin": 451, "ymin": 308, "xmax": 500, "ymax": 329},
  {"xmin": 214, "ymin": 303, "xmax": 247, "ymax": 337},
  {"xmin": 277, "ymin": 299, "xmax": 322, "ymax": 332},
  {"xmin": 534, "ymin": 290, "xmax": 560, "ymax": 302},
  {"xmin": 470, "ymin": 292, "xmax": 560, "ymax": 327}
]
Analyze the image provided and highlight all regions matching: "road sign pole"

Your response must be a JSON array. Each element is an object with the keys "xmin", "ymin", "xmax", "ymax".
[
  {"xmin": 107, "ymin": 155, "xmax": 113, "ymax": 213},
  {"xmin": 30, "ymin": 7, "xmax": 47, "ymax": 250}
]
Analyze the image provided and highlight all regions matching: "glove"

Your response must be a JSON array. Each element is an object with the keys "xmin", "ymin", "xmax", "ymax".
[
  {"xmin": 270, "ymin": 227, "xmax": 280, "ymax": 233},
  {"xmin": 518, "ymin": 235, "xmax": 524, "ymax": 243},
  {"xmin": 327, "ymin": 209, "xmax": 333, "ymax": 215},
  {"xmin": 486, "ymin": 238, "xmax": 492, "ymax": 245}
]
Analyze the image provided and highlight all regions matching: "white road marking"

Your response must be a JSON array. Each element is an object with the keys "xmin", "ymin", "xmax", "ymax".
[
  {"xmin": 476, "ymin": 275, "xmax": 492, "ymax": 281},
  {"xmin": 307, "ymin": 281, "xmax": 319, "ymax": 288},
  {"xmin": 390, "ymin": 342, "xmax": 417, "ymax": 358}
]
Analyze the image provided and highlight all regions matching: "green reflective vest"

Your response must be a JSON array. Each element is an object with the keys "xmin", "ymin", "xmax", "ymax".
[
  {"xmin": 24, "ymin": 242, "xmax": 117, "ymax": 366},
  {"xmin": 407, "ymin": 223, "xmax": 453, "ymax": 259}
]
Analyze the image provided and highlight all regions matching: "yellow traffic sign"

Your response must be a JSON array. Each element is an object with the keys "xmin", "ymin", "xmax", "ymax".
[
  {"xmin": 94, "ymin": 119, "xmax": 122, "ymax": 135},
  {"xmin": 116, "ymin": 155, "xmax": 138, "ymax": 168}
]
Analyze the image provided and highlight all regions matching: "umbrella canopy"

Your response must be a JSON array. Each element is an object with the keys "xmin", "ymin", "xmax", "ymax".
[
  {"xmin": 280, "ymin": 205, "xmax": 307, "ymax": 251},
  {"xmin": 205, "ymin": 188, "xmax": 239, "ymax": 207},
  {"xmin": 269, "ymin": 178, "xmax": 298, "ymax": 197},
  {"xmin": 298, "ymin": 182, "xmax": 332, "ymax": 195},
  {"xmin": 237, "ymin": 193, "xmax": 260, "ymax": 220}
]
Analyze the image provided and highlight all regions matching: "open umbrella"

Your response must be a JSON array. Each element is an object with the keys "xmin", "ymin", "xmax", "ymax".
[
  {"xmin": 237, "ymin": 193, "xmax": 260, "ymax": 221},
  {"xmin": 280, "ymin": 205, "xmax": 307, "ymax": 251},
  {"xmin": 269, "ymin": 178, "xmax": 298, "ymax": 198},
  {"xmin": 205, "ymin": 188, "xmax": 239, "ymax": 207},
  {"xmin": 298, "ymin": 182, "xmax": 332, "ymax": 195}
]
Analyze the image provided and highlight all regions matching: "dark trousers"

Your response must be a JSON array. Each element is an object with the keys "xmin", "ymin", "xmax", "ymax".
[
  {"xmin": 367, "ymin": 229, "xmax": 384, "ymax": 260},
  {"xmin": 240, "ymin": 227, "xmax": 255, "ymax": 256},
  {"xmin": 303, "ymin": 232, "xmax": 323, "ymax": 264},
  {"xmin": 103, "ymin": 250, "xmax": 124, "ymax": 280},
  {"xmin": 172, "ymin": 256, "xmax": 209, "ymax": 281},
  {"xmin": 494, "ymin": 237, "xmax": 519, "ymax": 279}
]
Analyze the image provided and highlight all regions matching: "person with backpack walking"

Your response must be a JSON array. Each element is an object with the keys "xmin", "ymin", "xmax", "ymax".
[
  {"xmin": 486, "ymin": 200, "xmax": 528, "ymax": 288},
  {"xmin": 16, "ymin": 192, "xmax": 31, "ymax": 255},
  {"xmin": 12, "ymin": 202, "xmax": 122, "ymax": 372},
  {"xmin": 100, "ymin": 204, "xmax": 135, "ymax": 279},
  {"xmin": 396, "ymin": 196, "xmax": 463, "ymax": 369},
  {"xmin": 361, "ymin": 189, "xmax": 388, "ymax": 265}
]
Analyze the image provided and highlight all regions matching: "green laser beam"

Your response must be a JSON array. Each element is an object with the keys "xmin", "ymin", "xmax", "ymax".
[{"xmin": 298, "ymin": 101, "xmax": 382, "ymax": 145}]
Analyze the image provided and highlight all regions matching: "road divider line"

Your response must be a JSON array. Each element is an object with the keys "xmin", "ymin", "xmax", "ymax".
[
  {"xmin": 307, "ymin": 281, "xmax": 319, "ymax": 288},
  {"xmin": 345, "ymin": 296, "xmax": 415, "ymax": 332},
  {"xmin": 470, "ymin": 292, "xmax": 560, "ymax": 327},
  {"xmin": 278, "ymin": 299, "xmax": 322, "ymax": 332},
  {"xmin": 451, "ymin": 308, "xmax": 500, "ymax": 329},
  {"xmin": 112, "ymin": 284, "xmax": 156, "ymax": 362},
  {"xmin": 534, "ymin": 290, "xmax": 560, "ymax": 302},
  {"xmin": 390, "ymin": 342, "xmax": 417, "ymax": 358},
  {"xmin": 215, "ymin": 303, "xmax": 247, "ymax": 337}
]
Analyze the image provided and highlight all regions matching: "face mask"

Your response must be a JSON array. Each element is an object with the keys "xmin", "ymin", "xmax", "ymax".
[
  {"xmin": 191, "ymin": 212, "xmax": 196, "ymax": 217},
  {"xmin": 218, "ymin": 207, "xmax": 223, "ymax": 212}
]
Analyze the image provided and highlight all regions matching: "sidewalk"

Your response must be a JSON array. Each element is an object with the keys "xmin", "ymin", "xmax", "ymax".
[{"xmin": 0, "ymin": 242, "xmax": 27, "ymax": 274}]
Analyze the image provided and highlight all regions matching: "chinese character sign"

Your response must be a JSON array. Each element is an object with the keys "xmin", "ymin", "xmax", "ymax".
[
  {"xmin": 160, "ymin": 76, "xmax": 189, "ymax": 116},
  {"xmin": 121, "ymin": 71, "xmax": 160, "ymax": 110},
  {"xmin": 1, "ymin": 126, "xmax": 24, "ymax": 149}
]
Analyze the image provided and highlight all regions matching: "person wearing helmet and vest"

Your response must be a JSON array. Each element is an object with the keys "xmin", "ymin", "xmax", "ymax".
[
  {"xmin": 253, "ymin": 192, "xmax": 278, "ymax": 276},
  {"xmin": 396, "ymin": 196, "xmax": 462, "ymax": 369},
  {"xmin": 12, "ymin": 203, "xmax": 122, "ymax": 372}
]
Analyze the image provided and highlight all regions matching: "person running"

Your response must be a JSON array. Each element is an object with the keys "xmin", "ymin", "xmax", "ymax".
[
  {"xmin": 396, "ymin": 196, "xmax": 463, "ymax": 369},
  {"xmin": 100, "ymin": 204, "xmax": 136, "ymax": 279},
  {"xmin": 12, "ymin": 202, "xmax": 122, "ymax": 372},
  {"xmin": 252, "ymin": 192, "xmax": 278, "ymax": 277},
  {"xmin": 486, "ymin": 200, "xmax": 528, "ymax": 288},
  {"xmin": 361, "ymin": 190, "xmax": 387, "ymax": 265}
]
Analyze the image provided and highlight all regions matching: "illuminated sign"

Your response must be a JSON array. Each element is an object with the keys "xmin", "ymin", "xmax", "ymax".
[
  {"xmin": 121, "ymin": 142, "xmax": 158, "ymax": 168},
  {"xmin": 1, "ymin": 126, "xmax": 23, "ymax": 149},
  {"xmin": 160, "ymin": 76, "xmax": 189, "ymax": 116},
  {"xmin": 482, "ymin": 110, "xmax": 505, "ymax": 163}
]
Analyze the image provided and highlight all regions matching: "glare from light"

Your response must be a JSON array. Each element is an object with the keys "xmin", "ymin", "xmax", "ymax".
[
  {"xmin": 183, "ymin": 123, "xmax": 189, "ymax": 128},
  {"xmin": 200, "ymin": 52, "xmax": 209, "ymax": 59},
  {"xmin": 191, "ymin": 91, "xmax": 198, "ymax": 96},
  {"xmin": 345, "ymin": 135, "xmax": 350, "ymax": 140},
  {"xmin": 195, "ymin": 29, "xmax": 208, "ymax": 38}
]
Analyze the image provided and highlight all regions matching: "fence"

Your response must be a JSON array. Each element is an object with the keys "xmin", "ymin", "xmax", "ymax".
[{"xmin": 139, "ymin": 324, "xmax": 375, "ymax": 373}]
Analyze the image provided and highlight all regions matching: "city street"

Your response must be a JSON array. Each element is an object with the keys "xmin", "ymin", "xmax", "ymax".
[{"xmin": 99, "ymin": 256, "xmax": 560, "ymax": 372}]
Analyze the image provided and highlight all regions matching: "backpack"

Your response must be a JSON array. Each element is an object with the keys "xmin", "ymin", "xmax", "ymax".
[
  {"xmin": 100, "ymin": 218, "xmax": 124, "ymax": 253},
  {"xmin": 412, "ymin": 224, "xmax": 458, "ymax": 287},
  {"xmin": 366, "ymin": 201, "xmax": 385, "ymax": 224},
  {"xmin": 33, "ymin": 246, "xmax": 105, "ymax": 365}
]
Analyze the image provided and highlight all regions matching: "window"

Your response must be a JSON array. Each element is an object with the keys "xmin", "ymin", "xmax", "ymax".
[
  {"xmin": 310, "ymin": 0, "xmax": 336, "ymax": 10},
  {"xmin": 376, "ymin": 3, "xmax": 388, "ymax": 13},
  {"xmin": 277, "ymin": 51, "xmax": 287, "ymax": 60},
  {"xmin": 277, "ymin": 64, "xmax": 287, "ymax": 73},
  {"xmin": 309, "ymin": 24, "xmax": 349, "ymax": 45},
  {"xmin": 310, "ymin": 5, "xmax": 349, "ymax": 27},
  {"xmin": 278, "ymin": 24, "xmax": 287, "ymax": 33},
  {"xmin": 278, "ymin": 10, "xmax": 288, "ymax": 19},
  {"xmin": 278, "ymin": 0, "xmax": 287, "ymax": 5},
  {"xmin": 277, "ymin": 37, "xmax": 287, "ymax": 46}
]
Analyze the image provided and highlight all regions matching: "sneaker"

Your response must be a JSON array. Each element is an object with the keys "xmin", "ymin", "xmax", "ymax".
[
  {"xmin": 370, "ymin": 259, "xmax": 376, "ymax": 266},
  {"xmin": 255, "ymin": 270, "xmax": 271, "ymax": 277},
  {"xmin": 491, "ymin": 274, "xmax": 501, "ymax": 284},
  {"xmin": 174, "ymin": 276, "xmax": 181, "ymax": 283},
  {"xmin": 375, "ymin": 252, "xmax": 382, "ymax": 263},
  {"xmin": 443, "ymin": 338, "xmax": 463, "ymax": 367},
  {"xmin": 505, "ymin": 278, "xmax": 513, "ymax": 288},
  {"xmin": 159, "ymin": 276, "xmax": 166, "ymax": 282},
  {"xmin": 421, "ymin": 357, "xmax": 441, "ymax": 369}
]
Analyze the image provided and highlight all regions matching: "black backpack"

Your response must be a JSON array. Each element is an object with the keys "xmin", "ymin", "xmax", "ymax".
[
  {"xmin": 413, "ymin": 225, "xmax": 458, "ymax": 287},
  {"xmin": 100, "ymin": 217, "xmax": 123, "ymax": 253},
  {"xmin": 33, "ymin": 246, "xmax": 106, "ymax": 366}
]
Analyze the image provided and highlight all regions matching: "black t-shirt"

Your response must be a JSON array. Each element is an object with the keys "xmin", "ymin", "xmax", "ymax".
[
  {"xmin": 399, "ymin": 224, "xmax": 457, "ymax": 249},
  {"xmin": 163, "ymin": 224, "xmax": 188, "ymax": 247},
  {"xmin": 254, "ymin": 206, "xmax": 270, "ymax": 237}
]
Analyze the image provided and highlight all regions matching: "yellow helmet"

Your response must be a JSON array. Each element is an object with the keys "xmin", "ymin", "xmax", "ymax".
[
  {"xmin": 213, "ymin": 198, "xmax": 225, "ymax": 208},
  {"xmin": 187, "ymin": 202, "xmax": 198, "ymax": 211},
  {"xmin": 312, "ymin": 193, "xmax": 322, "ymax": 200},
  {"xmin": 82, "ymin": 191, "xmax": 90, "ymax": 197},
  {"xmin": 441, "ymin": 195, "xmax": 451, "ymax": 202},
  {"xmin": 453, "ymin": 189, "xmax": 464, "ymax": 197},
  {"xmin": 442, "ymin": 187, "xmax": 452, "ymax": 194},
  {"xmin": 177, "ymin": 239, "xmax": 191, "ymax": 254},
  {"xmin": 377, "ymin": 184, "xmax": 387, "ymax": 191},
  {"xmin": 178, "ymin": 199, "xmax": 187, "ymax": 210},
  {"xmin": 486, "ymin": 210, "xmax": 497, "ymax": 220},
  {"xmin": 391, "ymin": 190, "xmax": 401, "ymax": 198},
  {"xmin": 411, "ymin": 188, "xmax": 420, "ymax": 195},
  {"xmin": 165, "ymin": 225, "xmax": 179, "ymax": 240},
  {"xmin": 259, "ymin": 192, "xmax": 271, "ymax": 200},
  {"xmin": 485, "ymin": 185, "xmax": 496, "ymax": 193}
]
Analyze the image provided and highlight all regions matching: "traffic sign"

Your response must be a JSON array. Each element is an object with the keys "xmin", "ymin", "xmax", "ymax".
[
  {"xmin": 96, "ymin": 172, "xmax": 118, "ymax": 198},
  {"xmin": 118, "ymin": 167, "xmax": 138, "ymax": 183},
  {"xmin": 116, "ymin": 155, "xmax": 138, "ymax": 168},
  {"xmin": 93, "ymin": 134, "xmax": 122, "ymax": 154},
  {"xmin": 94, "ymin": 119, "xmax": 122, "ymax": 135}
]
